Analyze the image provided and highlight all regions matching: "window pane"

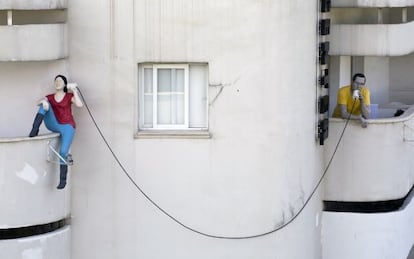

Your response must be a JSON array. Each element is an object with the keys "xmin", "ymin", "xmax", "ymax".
[
  {"xmin": 144, "ymin": 95, "xmax": 153, "ymax": 127},
  {"xmin": 175, "ymin": 69, "xmax": 184, "ymax": 92},
  {"xmin": 158, "ymin": 69, "xmax": 171, "ymax": 92},
  {"xmin": 157, "ymin": 68, "xmax": 185, "ymax": 125},
  {"xmin": 143, "ymin": 68, "xmax": 153, "ymax": 127},
  {"xmin": 189, "ymin": 65, "xmax": 207, "ymax": 128},
  {"xmin": 175, "ymin": 94, "xmax": 185, "ymax": 124},
  {"xmin": 157, "ymin": 93, "xmax": 184, "ymax": 125},
  {"xmin": 157, "ymin": 95, "xmax": 169, "ymax": 124},
  {"xmin": 144, "ymin": 68, "xmax": 153, "ymax": 93}
]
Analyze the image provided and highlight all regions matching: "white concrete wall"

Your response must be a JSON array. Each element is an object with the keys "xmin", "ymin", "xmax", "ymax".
[
  {"xmin": 68, "ymin": 0, "xmax": 324, "ymax": 258},
  {"xmin": 390, "ymin": 52, "xmax": 414, "ymax": 104},
  {"xmin": 329, "ymin": 21, "xmax": 414, "ymax": 56},
  {"xmin": 365, "ymin": 56, "xmax": 390, "ymax": 104},
  {"xmin": 0, "ymin": 0, "xmax": 67, "ymax": 10},
  {"xmin": 0, "ymin": 227, "xmax": 71, "ymax": 259},
  {"xmin": 322, "ymin": 196, "xmax": 414, "ymax": 259},
  {"xmin": 332, "ymin": 0, "xmax": 414, "ymax": 8},
  {"xmin": 325, "ymin": 109, "xmax": 414, "ymax": 201},
  {"xmin": 0, "ymin": 24, "xmax": 68, "ymax": 61},
  {"xmin": 329, "ymin": 56, "xmax": 351, "ymax": 115},
  {"xmin": 0, "ymin": 134, "xmax": 70, "ymax": 227}
]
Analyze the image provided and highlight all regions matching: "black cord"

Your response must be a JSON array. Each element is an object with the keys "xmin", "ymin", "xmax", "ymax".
[{"xmin": 77, "ymin": 87, "xmax": 355, "ymax": 240}]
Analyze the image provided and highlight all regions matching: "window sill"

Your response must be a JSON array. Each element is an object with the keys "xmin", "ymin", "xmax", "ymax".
[{"xmin": 134, "ymin": 130, "xmax": 211, "ymax": 139}]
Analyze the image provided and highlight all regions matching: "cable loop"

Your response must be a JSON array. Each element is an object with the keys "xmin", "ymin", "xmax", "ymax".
[{"xmin": 77, "ymin": 88, "xmax": 354, "ymax": 239}]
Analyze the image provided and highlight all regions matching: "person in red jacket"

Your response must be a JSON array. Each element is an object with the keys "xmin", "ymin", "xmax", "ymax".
[{"xmin": 29, "ymin": 75, "xmax": 83, "ymax": 189}]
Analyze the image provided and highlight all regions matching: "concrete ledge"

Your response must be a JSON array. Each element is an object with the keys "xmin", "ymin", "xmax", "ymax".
[
  {"xmin": 329, "ymin": 21, "xmax": 414, "ymax": 56},
  {"xmin": 0, "ymin": 226, "xmax": 70, "ymax": 259},
  {"xmin": 135, "ymin": 130, "xmax": 211, "ymax": 139},
  {"xmin": 0, "ymin": 133, "xmax": 60, "ymax": 143},
  {"xmin": 0, "ymin": 0, "xmax": 67, "ymax": 10},
  {"xmin": 332, "ymin": 0, "xmax": 414, "ymax": 7},
  {"xmin": 0, "ymin": 24, "xmax": 67, "ymax": 61}
]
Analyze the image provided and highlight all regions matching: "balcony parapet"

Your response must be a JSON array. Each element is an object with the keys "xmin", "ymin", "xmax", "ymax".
[
  {"xmin": 0, "ymin": 0, "xmax": 67, "ymax": 10},
  {"xmin": 0, "ymin": 23, "xmax": 67, "ymax": 61},
  {"xmin": 0, "ymin": 226, "xmax": 70, "ymax": 259},
  {"xmin": 324, "ymin": 104, "xmax": 414, "ymax": 202},
  {"xmin": 322, "ymin": 194, "xmax": 414, "ymax": 259},
  {"xmin": 329, "ymin": 21, "xmax": 414, "ymax": 56},
  {"xmin": 332, "ymin": 0, "xmax": 414, "ymax": 8},
  {"xmin": 0, "ymin": 133, "xmax": 70, "ymax": 228}
]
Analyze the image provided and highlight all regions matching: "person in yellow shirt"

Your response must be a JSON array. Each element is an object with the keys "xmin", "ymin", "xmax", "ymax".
[{"xmin": 333, "ymin": 73, "xmax": 370, "ymax": 127}]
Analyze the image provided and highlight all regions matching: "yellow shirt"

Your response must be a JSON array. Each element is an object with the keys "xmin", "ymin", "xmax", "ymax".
[{"xmin": 333, "ymin": 85, "xmax": 370, "ymax": 118}]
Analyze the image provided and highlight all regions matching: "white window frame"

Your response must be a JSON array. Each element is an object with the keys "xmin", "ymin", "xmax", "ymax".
[{"xmin": 140, "ymin": 64, "xmax": 190, "ymax": 130}]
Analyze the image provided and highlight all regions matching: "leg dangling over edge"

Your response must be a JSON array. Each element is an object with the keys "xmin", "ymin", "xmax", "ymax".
[{"xmin": 57, "ymin": 164, "xmax": 68, "ymax": 190}]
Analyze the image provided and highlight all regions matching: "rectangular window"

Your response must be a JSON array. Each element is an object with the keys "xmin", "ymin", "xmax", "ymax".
[{"xmin": 138, "ymin": 63, "xmax": 208, "ymax": 131}]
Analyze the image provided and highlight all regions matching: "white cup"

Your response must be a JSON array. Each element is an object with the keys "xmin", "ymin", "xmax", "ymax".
[{"xmin": 352, "ymin": 89, "xmax": 360, "ymax": 99}]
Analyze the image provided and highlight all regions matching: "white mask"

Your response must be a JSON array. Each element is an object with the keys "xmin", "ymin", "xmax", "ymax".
[{"xmin": 354, "ymin": 76, "xmax": 365, "ymax": 85}]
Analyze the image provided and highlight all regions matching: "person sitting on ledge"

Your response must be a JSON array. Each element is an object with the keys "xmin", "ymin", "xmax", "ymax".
[
  {"xmin": 333, "ymin": 73, "xmax": 371, "ymax": 128},
  {"xmin": 29, "ymin": 75, "xmax": 83, "ymax": 189}
]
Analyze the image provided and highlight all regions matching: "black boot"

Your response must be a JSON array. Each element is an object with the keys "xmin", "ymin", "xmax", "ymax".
[
  {"xmin": 57, "ymin": 164, "xmax": 68, "ymax": 189},
  {"xmin": 29, "ymin": 113, "xmax": 44, "ymax": 137}
]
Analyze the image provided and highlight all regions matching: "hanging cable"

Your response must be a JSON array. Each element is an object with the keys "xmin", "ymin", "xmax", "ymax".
[{"xmin": 77, "ymin": 87, "xmax": 356, "ymax": 240}]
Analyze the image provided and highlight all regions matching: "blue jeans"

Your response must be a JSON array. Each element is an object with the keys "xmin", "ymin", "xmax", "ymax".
[{"xmin": 38, "ymin": 105, "xmax": 75, "ymax": 164}]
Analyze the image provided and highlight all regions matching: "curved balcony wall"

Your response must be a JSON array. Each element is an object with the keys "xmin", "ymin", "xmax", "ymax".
[
  {"xmin": 329, "ymin": 21, "xmax": 414, "ymax": 56},
  {"xmin": 330, "ymin": 21, "xmax": 414, "ymax": 56},
  {"xmin": 0, "ymin": 0, "xmax": 67, "ymax": 10},
  {"xmin": 322, "ymin": 195, "xmax": 414, "ymax": 259},
  {"xmin": 0, "ymin": 24, "xmax": 67, "ymax": 61},
  {"xmin": 0, "ymin": 134, "xmax": 70, "ymax": 228},
  {"xmin": 324, "ymin": 105, "xmax": 414, "ymax": 201},
  {"xmin": 0, "ymin": 226, "xmax": 70, "ymax": 259},
  {"xmin": 332, "ymin": 0, "xmax": 414, "ymax": 8}
]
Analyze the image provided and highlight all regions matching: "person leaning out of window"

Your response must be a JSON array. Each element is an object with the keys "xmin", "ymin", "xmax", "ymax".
[{"xmin": 333, "ymin": 73, "xmax": 371, "ymax": 128}]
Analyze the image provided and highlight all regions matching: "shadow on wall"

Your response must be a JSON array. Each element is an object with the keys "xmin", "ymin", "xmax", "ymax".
[{"xmin": 408, "ymin": 244, "xmax": 414, "ymax": 259}]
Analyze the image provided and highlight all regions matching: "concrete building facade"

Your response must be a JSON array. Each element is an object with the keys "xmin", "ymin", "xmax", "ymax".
[{"xmin": 1, "ymin": 1, "xmax": 414, "ymax": 258}]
